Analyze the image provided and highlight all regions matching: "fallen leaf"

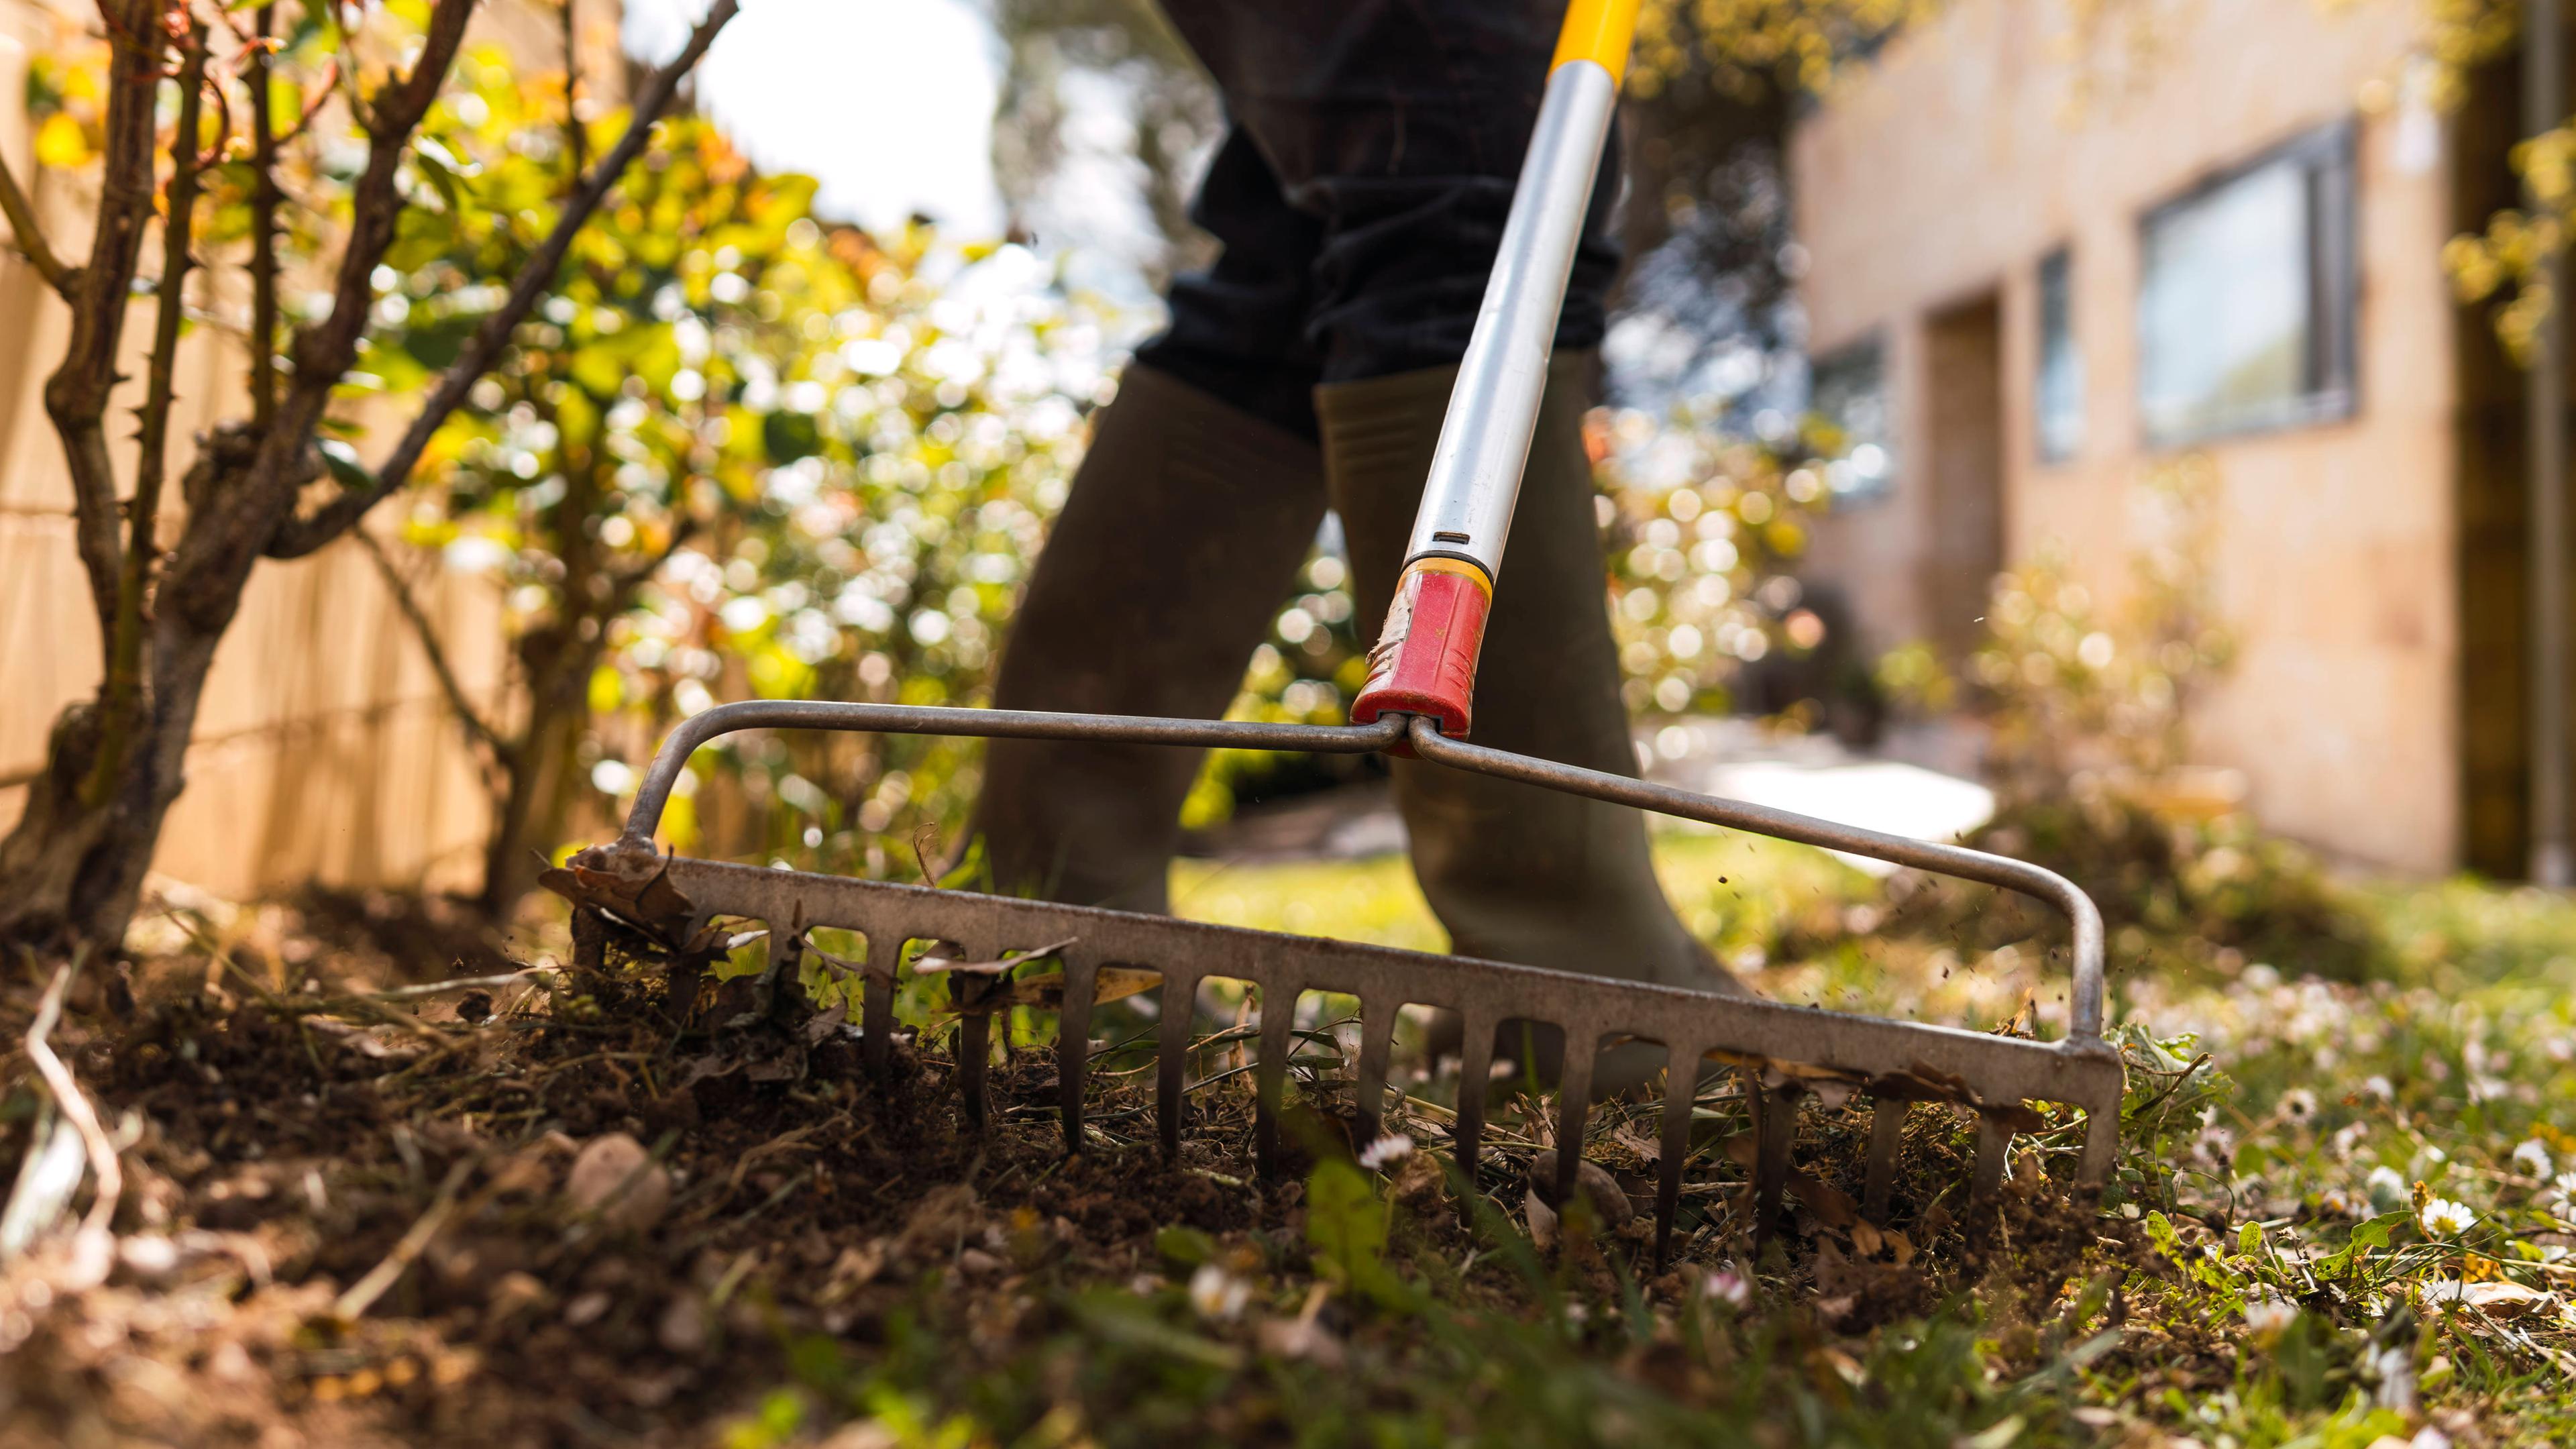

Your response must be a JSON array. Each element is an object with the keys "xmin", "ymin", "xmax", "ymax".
[
  {"xmin": 912, "ymin": 938, "xmax": 1079, "ymax": 977},
  {"xmin": 1523, "ymin": 1189, "xmax": 1559, "ymax": 1253},
  {"xmin": 1788, "ymin": 1173, "xmax": 1860, "ymax": 1230},
  {"xmin": 942, "ymin": 963, "xmax": 1156, "ymax": 1016},
  {"xmin": 2420, "ymin": 1279, "xmax": 2555, "ymax": 1318},
  {"xmin": 1532, "ymin": 1150, "xmax": 1635, "ymax": 1229}
]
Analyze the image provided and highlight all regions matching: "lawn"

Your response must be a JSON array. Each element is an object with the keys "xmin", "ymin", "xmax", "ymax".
[{"xmin": 2, "ymin": 830, "xmax": 2572, "ymax": 1447}]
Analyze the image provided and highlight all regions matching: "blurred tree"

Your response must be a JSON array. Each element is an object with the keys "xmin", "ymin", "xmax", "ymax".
[
  {"xmin": 0, "ymin": 0, "xmax": 739, "ymax": 957},
  {"xmin": 366, "ymin": 57, "xmax": 1114, "ymax": 914},
  {"xmin": 987, "ymin": 0, "xmax": 1219, "ymax": 289}
]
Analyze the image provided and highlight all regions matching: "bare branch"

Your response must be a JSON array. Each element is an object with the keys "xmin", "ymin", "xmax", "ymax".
[
  {"xmin": 154, "ymin": 0, "xmax": 479, "ymax": 633},
  {"xmin": 45, "ymin": 0, "xmax": 168, "ymax": 635},
  {"xmin": 561, "ymin": 0, "xmax": 586, "ymax": 178},
  {"xmin": 0, "ymin": 149, "xmax": 70, "ymax": 295},
  {"xmin": 352, "ymin": 529, "xmax": 510, "ymax": 770},
  {"xmin": 24, "ymin": 957, "xmax": 123, "ymax": 1286},
  {"xmin": 262, "ymin": 0, "xmax": 742, "ymax": 560}
]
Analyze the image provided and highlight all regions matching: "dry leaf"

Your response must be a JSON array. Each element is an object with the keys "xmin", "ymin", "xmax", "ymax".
[
  {"xmin": 913, "ymin": 938, "xmax": 1079, "ymax": 977},
  {"xmin": 1849, "ymin": 1219, "xmax": 1883, "ymax": 1257},
  {"xmin": 952, "ymin": 964, "xmax": 1157, "ymax": 1014},
  {"xmin": 2420, "ymin": 1279, "xmax": 2555, "ymax": 1319},
  {"xmin": 1532, "ymin": 1151, "xmax": 1635, "ymax": 1229},
  {"xmin": 1788, "ymin": 1174, "xmax": 1860, "ymax": 1230},
  {"xmin": 1523, "ymin": 1189, "xmax": 1559, "ymax": 1253},
  {"xmin": 912, "ymin": 823, "xmax": 944, "ymax": 885}
]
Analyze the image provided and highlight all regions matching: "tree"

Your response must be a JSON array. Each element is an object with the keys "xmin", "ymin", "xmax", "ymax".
[
  {"xmin": 0, "ymin": 0, "xmax": 739, "ymax": 957},
  {"xmin": 358, "ymin": 59, "xmax": 1115, "ymax": 914}
]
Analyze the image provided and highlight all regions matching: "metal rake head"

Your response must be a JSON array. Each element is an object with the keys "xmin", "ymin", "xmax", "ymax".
[{"xmin": 550, "ymin": 700, "xmax": 2124, "ymax": 1261}]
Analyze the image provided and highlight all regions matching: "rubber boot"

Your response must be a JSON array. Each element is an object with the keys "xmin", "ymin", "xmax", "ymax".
[
  {"xmin": 971, "ymin": 365, "xmax": 1327, "ymax": 911},
  {"xmin": 1317, "ymin": 354, "xmax": 1748, "ymax": 1087}
]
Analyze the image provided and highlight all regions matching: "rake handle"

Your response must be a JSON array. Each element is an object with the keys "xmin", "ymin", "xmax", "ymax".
[
  {"xmin": 1349, "ymin": 0, "xmax": 1638, "ymax": 739},
  {"xmin": 604, "ymin": 700, "xmax": 2109, "ymax": 1041}
]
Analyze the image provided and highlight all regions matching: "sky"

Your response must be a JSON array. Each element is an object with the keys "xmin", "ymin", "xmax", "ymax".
[{"xmin": 622, "ymin": 0, "xmax": 1007, "ymax": 235}]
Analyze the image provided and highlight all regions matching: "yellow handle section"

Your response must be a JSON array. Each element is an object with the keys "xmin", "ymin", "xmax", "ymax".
[{"xmin": 1550, "ymin": 0, "xmax": 1640, "ymax": 87}]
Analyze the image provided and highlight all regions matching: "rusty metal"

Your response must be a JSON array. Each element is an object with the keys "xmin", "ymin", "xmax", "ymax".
[{"xmin": 553, "ymin": 699, "xmax": 2123, "ymax": 1264}]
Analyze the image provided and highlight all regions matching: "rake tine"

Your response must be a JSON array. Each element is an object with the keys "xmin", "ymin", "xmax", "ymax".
[
  {"xmin": 766, "ymin": 927, "xmax": 804, "ymax": 1016},
  {"xmin": 1971, "ymin": 1114, "xmax": 2012, "ymax": 1203},
  {"xmin": 1254, "ymin": 977, "xmax": 1301, "ymax": 1177},
  {"xmin": 1156, "ymin": 969, "xmax": 1205, "ymax": 1158},
  {"xmin": 1354, "ymin": 996, "xmax": 1399, "ymax": 1146},
  {"xmin": 1055, "ymin": 955, "xmax": 1099, "ymax": 1154},
  {"xmin": 2077, "ymin": 1089, "xmax": 2120, "ymax": 1191},
  {"xmin": 1750, "ymin": 1072, "xmax": 1796, "ymax": 1242},
  {"xmin": 859, "ymin": 933, "xmax": 893, "ymax": 1083},
  {"xmin": 955, "ymin": 990, "xmax": 991, "ymax": 1134},
  {"xmin": 1862, "ymin": 1096, "xmax": 1910, "ymax": 1222},
  {"xmin": 1549, "ymin": 1026, "xmax": 1598, "ymax": 1208},
  {"xmin": 1654, "ymin": 1042, "xmax": 1702, "ymax": 1269},
  {"xmin": 1452, "ymin": 1008, "xmax": 1498, "ymax": 1188}
]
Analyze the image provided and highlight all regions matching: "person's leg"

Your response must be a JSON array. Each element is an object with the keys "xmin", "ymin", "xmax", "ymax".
[
  {"xmin": 970, "ymin": 131, "xmax": 1328, "ymax": 911},
  {"xmin": 1320, "ymin": 356, "xmax": 1743, "ymax": 1002},
  {"xmin": 1175, "ymin": 0, "xmax": 1746, "ymax": 1023}
]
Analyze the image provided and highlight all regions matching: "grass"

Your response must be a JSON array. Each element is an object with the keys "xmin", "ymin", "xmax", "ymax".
[{"xmin": 729, "ymin": 833, "xmax": 2576, "ymax": 1448}]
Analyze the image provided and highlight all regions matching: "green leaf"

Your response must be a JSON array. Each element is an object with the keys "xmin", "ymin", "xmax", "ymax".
[
  {"xmin": 1305, "ymin": 1158, "xmax": 1407, "ymax": 1311},
  {"xmin": 316, "ymin": 438, "xmax": 376, "ymax": 491}
]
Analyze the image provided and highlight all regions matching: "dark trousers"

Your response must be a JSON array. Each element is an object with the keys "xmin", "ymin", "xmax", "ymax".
[{"xmin": 1133, "ymin": 0, "xmax": 1623, "ymax": 441}]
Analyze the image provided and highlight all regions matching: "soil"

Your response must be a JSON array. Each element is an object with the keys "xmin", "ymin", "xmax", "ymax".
[{"xmin": 0, "ymin": 892, "xmax": 2109, "ymax": 1447}]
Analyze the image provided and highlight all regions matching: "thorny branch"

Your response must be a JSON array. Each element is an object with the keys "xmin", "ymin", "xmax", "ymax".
[
  {"xmin": 47, "ymin": 1, "xmax": 169, "ymax": 637},
  {"xmin": 249, "ymin": 3, "xmax": 280, "ymax": 427},
  {"xmin": 263, "ymin": 0, "xmax": 744, "ymax": 559},
  {"xmin": 89, "ymin": 22, "xmax": 211, "ymax": 806}
]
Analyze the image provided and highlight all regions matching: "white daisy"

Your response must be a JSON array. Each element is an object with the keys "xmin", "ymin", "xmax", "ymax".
[
  {"xmin": 2417, "ymin": 1196, "xmax": 2476, "ymax": 1238},
  {"xmin": 1188, "ymin": 1262, "xmax": 1250, "ymax": 1322},
  {"xmin": 1357, "ymin": 1133, "xmax": 1415, "ymax": 1171},
  {"xmin": 2243, "ymin": 1297, "xmax": 2298, "ymax": 1336},
  {"xmin": 2512, "ymin": 1139, "xmax": 2553, "ymax": 1176}
]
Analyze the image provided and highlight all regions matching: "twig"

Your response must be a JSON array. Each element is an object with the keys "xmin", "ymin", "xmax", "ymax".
[
  {"xmin": 264, "ymin": 0, "xmax": 744, "ymax": 559},
  {"xmin": 353, "ymin": 531, "xmax": 510, "ymax": 766},
  {"xmin": 0, "ymin": 146, "xmax": 68, "ymax": 294},
  {"xmin": 24, "ymin": 957, "xmax": 123, "ymax": 1281},
  {"xmin": 334, "ymin": 1157, "xmax": 474, "ymax": 1320}
]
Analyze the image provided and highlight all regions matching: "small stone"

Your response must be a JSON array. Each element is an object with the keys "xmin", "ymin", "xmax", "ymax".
[
  {"xmin": 562, "ymin": 1290, "xmax": 611, "ymax": 1327},
  {"xmin": 117, "ymin": 1234, "xmax": 181, "ymax": 1281},
  {"xmin": 1529, "ymin": 1151, "xmax": 1634, "ymax": 1229},
  {"xmin": 955, "ymin": 1248, "xmax": 1006, "ymax": 1278},
  {"xmin": 564, "ymin": 1133, "xmax": 672, "ymax": 1232},
  {"xmin": 655, "ymin": 1293, "xmax": 708, "ymax": 1355}
]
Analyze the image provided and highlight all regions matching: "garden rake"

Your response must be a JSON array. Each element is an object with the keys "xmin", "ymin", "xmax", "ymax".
[{"xmin": 548, "ymin": 0, "xmax": 2123, "ymax": 1261}]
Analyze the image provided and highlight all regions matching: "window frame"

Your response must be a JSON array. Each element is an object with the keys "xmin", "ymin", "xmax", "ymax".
[{"xmin": 2135, "ymin": 119, "xmax": 2359, "ymax": 449}]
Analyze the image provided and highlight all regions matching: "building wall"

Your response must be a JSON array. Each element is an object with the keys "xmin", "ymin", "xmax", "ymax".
[
  {"xmin": 1790, "ymin": 0, "xmax": 2461, "ymax": 871},
  {"xmin": 0, "ymin": 0, "xmax": 620, "ymax": 902}
]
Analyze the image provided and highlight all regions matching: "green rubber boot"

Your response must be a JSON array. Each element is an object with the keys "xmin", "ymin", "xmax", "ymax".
[
  {"xmin": 971, "ymin": 365, "xmax": 1326, "ymax": 912},
  {"xmin": 1318, "ymin": 354, "xmax": 1748, "ymax": 1086}
]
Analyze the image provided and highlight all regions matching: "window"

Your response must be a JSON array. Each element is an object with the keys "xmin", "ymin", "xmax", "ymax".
[
  {"xmin": 2035, "ymin": 247, "xmax": 2082, "ymax": 464},
  {"xmin": 2137, "ymin": 122, "xmax": 2357, "ymax": 446},
  {"xmin": 1810, "ymin": 334, "xmax": 1894, "ymax": 502}
]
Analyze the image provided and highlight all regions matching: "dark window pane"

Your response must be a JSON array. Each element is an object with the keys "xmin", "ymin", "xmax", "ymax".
[
  {"xmin": 1811, "ymin": 335, "xmax": 1894, "ymax": 501},
  {"xmin": 2137, "ymin": 123, "xmax": 2357, "ymax": 445},
  {"xmin": 2036, "ymin": 247, "xmax": 2082, "ymax": 464}
]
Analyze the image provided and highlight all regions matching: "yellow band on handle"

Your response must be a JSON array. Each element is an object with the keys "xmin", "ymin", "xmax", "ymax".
[
  {"xmin": 1403, "ymin": 555, "xmax": 1495, "ymax": 596},
  {"xmin": 1549, "ymin": 0, "xmax": 1639, "ymax": 86}
]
